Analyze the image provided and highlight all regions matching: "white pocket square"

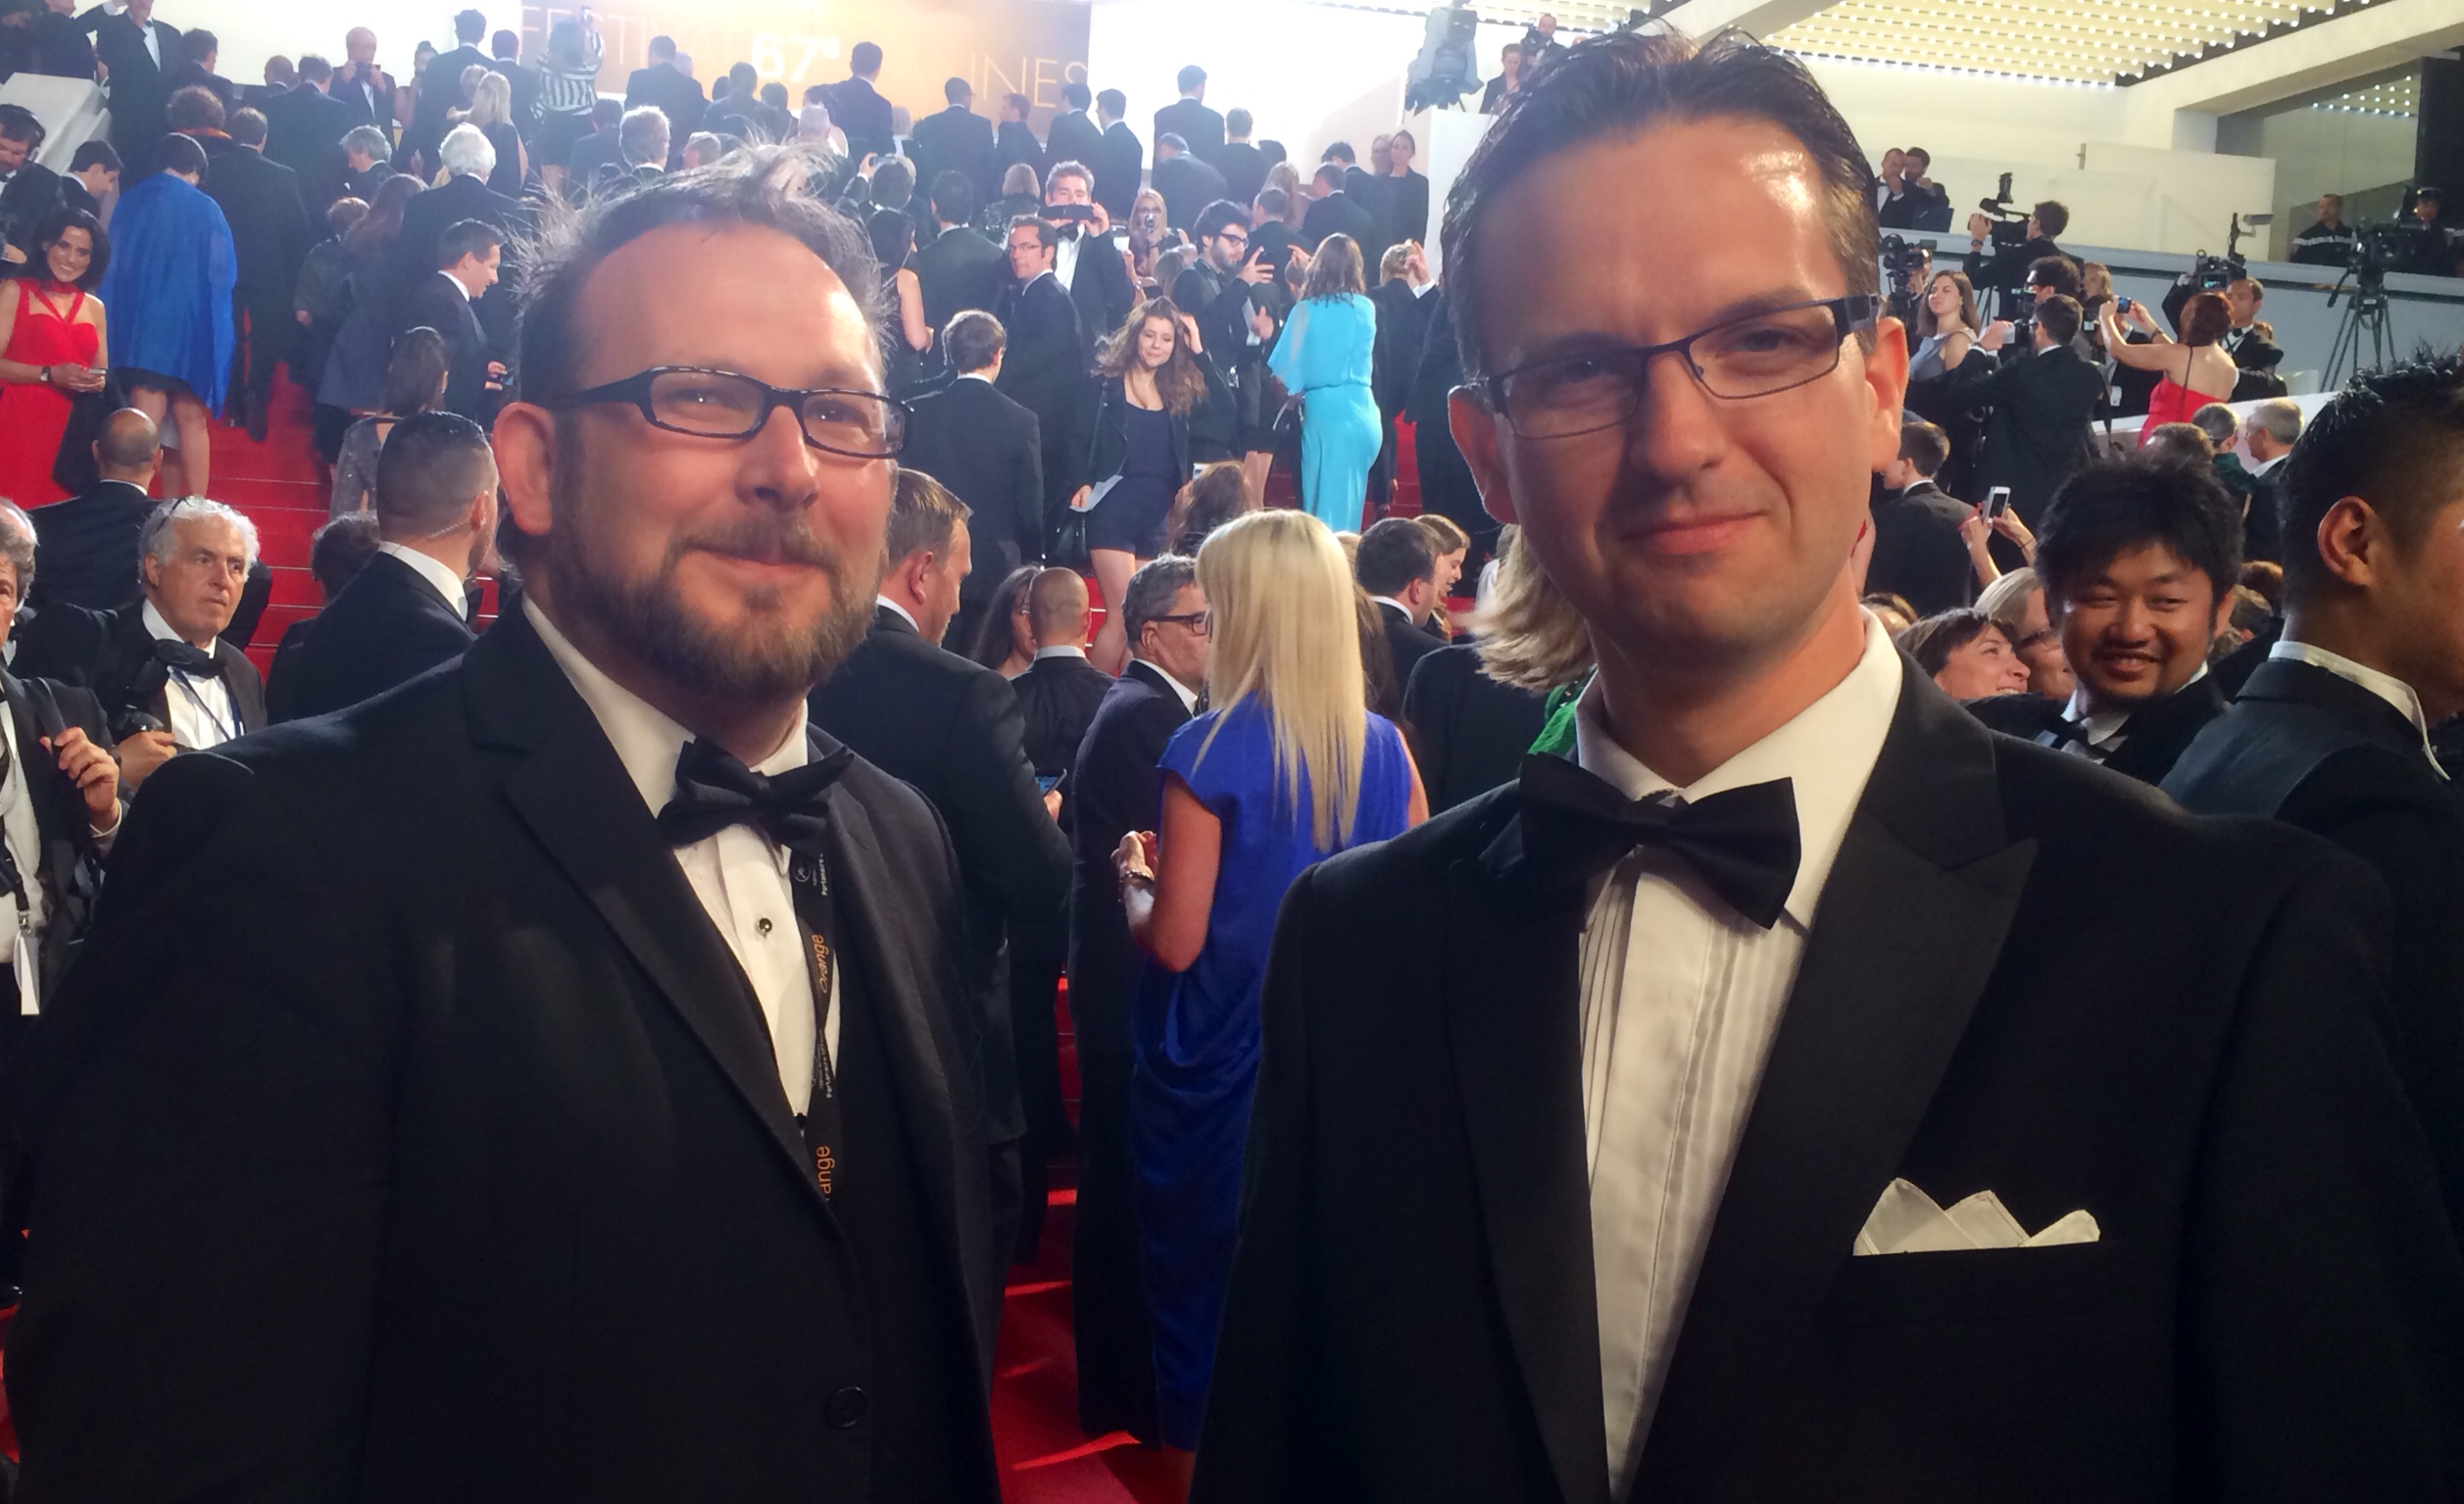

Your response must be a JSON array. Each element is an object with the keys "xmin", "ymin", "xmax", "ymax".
[{"xmin": 1852, "ymin": 1178, "xmax": 2099, "ymax": 1256}]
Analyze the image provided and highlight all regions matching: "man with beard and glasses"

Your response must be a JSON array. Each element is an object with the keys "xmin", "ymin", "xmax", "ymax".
[{"xmin": 7, "ymin": 150, "xmax": 1009, "ymax": 1504}]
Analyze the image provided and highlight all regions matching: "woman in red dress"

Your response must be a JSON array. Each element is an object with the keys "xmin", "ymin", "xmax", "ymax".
[
  {"xmin": 0, "ymin": 209, "xmax": 111, "ymax": 507},
  {"xmin": 2101, "ymin": 291, "xmax": 2237, "ymax": 445}
]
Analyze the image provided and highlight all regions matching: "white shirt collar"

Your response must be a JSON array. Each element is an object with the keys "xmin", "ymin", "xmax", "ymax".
[
  {"xmin": 140, "ymin": 598, "xmax": 207, "ymax": 652},
  {"xmin": 1371, "ymin": 595, "xmax": 1416, "ymax": 622},
  {"xmin": 873, "ymin": 594, "xmax": 919, "ymax": 633},
  {"xmin": 377, "ymin": 540, "xmax": 468, "ymax": 611},
  {"xmin": 2245, "ymin": 451, "xmax": 2288, "ymax": 477},
  {"xmin": 1135, "ymin": 657, "xmax": 1201, "ymax": 713},
  {"xmin": 1573, "ymin": 610, "xmax": 1903, "ymax": 929},
  {"xmin": 959, "ymin": 370, "xmax": 997, "ymax": 385},
  {"xmin": 2065, "ymin": 662, "xmax": 2206, "ymax": 746},
  {"xmin": 524, "ymin": 597, "xmax": 807, "ymax": 816},
  {"xmin": 2270, "ymin": 638, "xmax": 2444, "ymax": 776},
  {"xmin": 439, "ymin": 268, "xmax": 472, "ymax": 302},
  {"xmin": 1033, "ymin": 645, "xmax": 1087, "ymax": 661}
]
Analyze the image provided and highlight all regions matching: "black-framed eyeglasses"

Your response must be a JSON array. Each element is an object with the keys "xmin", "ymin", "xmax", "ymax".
[
  {"xmin": 542, "ymin": 366, "xmax": 909, "ymax": 459},
  {"xmin": 1475, "ymin": 295, "xmax": 1880, "ymax": 441},
  {"xmin": 1151, "ymin": 610, "xmax": 1211, "ymax": 636}
]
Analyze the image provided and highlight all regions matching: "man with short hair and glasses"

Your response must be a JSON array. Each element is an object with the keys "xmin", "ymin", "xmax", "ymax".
[
  {"xmin": 1194, "ymin": 30, "xmax": 2464, "ymax": 1504},
  {"xmin": 9, "ymin": 150, "xmax": 1011, "ymax": 1504}
]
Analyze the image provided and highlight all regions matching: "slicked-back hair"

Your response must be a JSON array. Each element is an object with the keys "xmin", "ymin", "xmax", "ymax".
[
  {"xmin": 1122, "ymin": 554, "xmax": 1198, "ymax": 644},
  {"xmin": 944, "ymin": 310, "xmax": 1004, "ymax": 372},
  {"xmin": 309, "ymin": 511, "xmax": 382, "ymax": 596},
  {"xmin": 1356, "ymin": 514, "xmax": 1438, "ymax": 596},
  {"xmin": 2025, "ymin": 255, "xmax": 2080, "ymax": 299},
  {"xmin": 2034, "ymin": 455, "xmax": 2242, "ymax": 611},
  {"xmin": 437, "ymin": 218, "xmax": 503, "ymax": 271},
  {"xmin": 1897, "ymin": 418, "xmax": 1948, "ymax": 476},
  {"xmin": 2280, "ymin": 354, "xmax": 2464, "ymax": 604},
  {"xmin": 929, "ymin": 170, "xmax": 977, "ymax": 225},
  {"xmin": 1442, "ymin": 28, "xmax": 1877, "ymax": 382},
  {"xmin": 886, "ymin": 466, "xmax": 970, "ymax": 565},
  {"xmin": 516, "ymin": 145, "xmax": 882, "ymax": 407},
  {"xmin": 375, "ymin": 411, "xmax": 498, "ymax": 537}
]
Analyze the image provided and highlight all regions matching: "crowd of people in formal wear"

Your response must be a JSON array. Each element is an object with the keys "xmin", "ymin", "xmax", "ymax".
[{"xmin": 0, "ymin": 10, "xmax": 2458, "ymax": 1504}]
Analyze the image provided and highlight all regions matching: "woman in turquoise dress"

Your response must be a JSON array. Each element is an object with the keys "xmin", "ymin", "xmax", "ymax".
[
  {"xmin": 1267, "ymin": 233, "xmax": 1381, "ymax": 533},
  {"xmin": 1115, "ymin": 508, "xmax": 1425, "ymax": 1470}
]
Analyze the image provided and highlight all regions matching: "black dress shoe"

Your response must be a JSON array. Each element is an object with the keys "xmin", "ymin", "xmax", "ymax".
[{"xmin": 246, "ymin": 395, "xmax": 271, "ymax": 445}]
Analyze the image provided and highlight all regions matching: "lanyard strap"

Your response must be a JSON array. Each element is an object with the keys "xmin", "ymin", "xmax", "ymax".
[
  {"xmin": 790, "ymin": 854, "xmax": 841, "ymax": 1198},
  {"xmin": 169, "ymin": 670, "xmax": 236, "ymax": 745}
]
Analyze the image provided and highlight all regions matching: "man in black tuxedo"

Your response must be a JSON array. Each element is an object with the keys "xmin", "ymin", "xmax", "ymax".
[
  {"xmin": 996, "ymin": 216, "xmax": 1093, "ymax": 538},
  {"xmin": 2167, "ymin": 356, "xmax": 2464, "ymax": 1235},
  {"xmin": 53, "ymin": 140, "xmax": 115, "ymax": 221},
  {"xmin": 2237, "ymin": 397, "xmax": 2299, "ymax": 563},
  {"xmin": 1216, "ymin": 109, "xmax": 1266, "ymax": 214},
  {"xmin": 88, "ymin": 0, "xmax": 179, "ymax": 166},
  {"xmin": 400, "ymin": 8, "xmax": 489, "ymax": 175},
  {"xmin": 260, "ymin": 56, "xmax": 353, "ymax": 193},
  {"xmin": 912, "ymin": 174, "xmax": 1006, "ymax": 331},
  {"xmin": 1945, "ymin": 293, "xmax": 2101, "ymax": 526},
  {"xmin": 29, "ymin": 407, "xmax": 157, "ymax": 614},
  {"xmin": 1089, "ymin": 88, "xmax": 1142, "ymax": 224},
  {"xmin": 1045, "ymin": 81, "xmax": 1103, "ymax": 189},
  {"xmin": 1194, "ymin": 33, "xmax": 2464, "ymax": 1504},
  {"xmin": 394, "ymin": 128, "xmax": 524, "ymax": 365},
  {"xmin": 330, "ymin": 27, "xmax": 397, "ymax": 129},
  {"xmin": 23, "ymin": 0, "xmax": 93, "ymax": 81},
  {"xmin": 10, "ymin": 155, "xmax": 1007, "ymax": 1503},
  {"xmin": 339, "ymin": 124, "xmax": 396, "ymax": 204},
  {"xmin": 206, "ymin": 109, "xmax": 313, "ymax": 442},
  {"xmin": 0, "ymin": 106, "xmax": 62, "ymax": 260},
  {"xmin": 1961, "ymin": 196, "xmax": 2064, "ymax": 302},
  {"xmin": 812, "ymin": 469, "xmax": 1070, "ymax": 1270},
  {"xmin": 271, "ymin": 412, "xmax": 490, "ymax": 722},
  {"xmin": 1300, "ymin": 163, "xmax": 1377, "ymax": 253},
  {"xmin": 1151, "ymin": 133, "xmax": 1226, "ymax": 234},
  {"xmin": 825, "ymin": 43, "xmax": 896, "ymax": 164},
  {"xmin": 488, "ymin": 31, "xmax": 539, "ymax": 145},
  {"xmin": 13, "ymin": 498, "xmax": 263, "ymax": 785},
  {"xmin": 904, "ymin": 311, "xmax": 1043, "ymax": 653},
  {"xmin": 1356, "ymin": 516, "xmax": 1447, "ymax": 702},
  {"xmin": 1065, "ymin": 555, "xmax": 1204, "ymax": 1442},
  {"xmin": 912, "ymin": 78, "xmax": 997, "ymax": 206},
  {"xmin": 1968, "ymin": 457, "xmax": 2235, "ymax": 786},
  {"xmin": 623, "ymin": 35, "xmax": 704, "ymax": 168},
  {"xmin": 1867, "ymin": 419, "xmax": 1973, "ymax": 615},
  {"xmin": 994, "ymin": 92, "xmax": 1044, "ymax": 190},
  {"xmin": 1154, "ymin": 67, "xmax": 1223, "ymax": 168},
  {"xmin": 394, "ymin": 218, "xmax": 504, "ymax": 420},
  {"xmin": 1043, "ymin": 162, "xmax": 1136, "ymax": 348},
  {"xmin": 1010, "ymin": 565, "xmax": 1110, "ymax": 781},
  {"xmin": 156, "ymin": 26, "xmax": 235, "ymax": 116},
  {"xmin": 265, "ymin": 512, "xmax": 382, "ymax": 724},
  {"xmin": 1403, "ymin": 641, "xmax": 1548, "ymax": 814}
]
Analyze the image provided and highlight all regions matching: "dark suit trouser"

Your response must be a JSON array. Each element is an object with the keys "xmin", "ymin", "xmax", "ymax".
[
  {"xmin": 1071, "ymin": 1041, "xmax": 1158, "ymax": 1441},
  {"xmin": 1009, "ymin": 914, "xmax": 1069, "ymax": 1264},
  {"xmin": 228, "ymin": 284, "xmax": 292, "ymax": 412}
]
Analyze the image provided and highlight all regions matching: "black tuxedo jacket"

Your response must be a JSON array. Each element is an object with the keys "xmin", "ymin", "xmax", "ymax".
[
  {"xmin": 912, "ymin": 107, "xmax": 997, "ymax": 203},
  {"xmin": 88, "ymin": 12, "xmax": 179, "ymax": 159},
  {"xmin": 901, "ymin": 377, "xmax": 1042, "ymax": 598},
  {"xmin": 1300, "ymin": 189, "xmax": 1378, "ymax": 255},
  {"xmin": 329, "ymin": 63, "xmax": 397, "ymax": 129},
  {"xmin": 1376, "ymin": 602, "xmax": 1444, "ymax": 695},
  {"xmin": 1061, "ymin": 229, "xmax": 1137, "ymax": 350},
  {"xmin": 1194, "ymin": 671, "xmax": 2464, "ymax": 1504},
  {"xmin": 994, "ymin": 120, "xmax": 1044, "ymax": 187},
  {"xmin": 27, "ymin": 480, "xmax": 150, "ymax": 613},
  {"xmin": 1370, "ymin": 279, "xmax": 1435, "ymax": 417},
  {"xmin": 2243, "ymin": 463, "xmax": 2286, "ymax": 564},
  {"xmin": 1962, "ymin": 231, "xmax": 2062, "ymax": 295},
  {"xmin": 1400, "ymin": 643, "xmax": 1546, "ymax": 815},
  {"xmin": 1064, "ymin": 660, "xmax": 1190, "ymax": 1049},
  {"xmin": 1867, "ymin": 480, "xmax": 1974, "ymax": 616},
  {"xmin": 1945, "ymin": 345, "xmax": 2103, "ymax": 525},
  {"xmin": 13, "ymin": 601, "xmax": 266, "ymax": 743},
  {"xmin": 1010, "ymin": 652, "xmax": 1110, "ymax": 781},
  {"xmin": 261, "ymin": 82, "xmax": 353, "ymax": 184},
  {"xmin": 393, "ymin": 170, "xmax": 525, "ymax": 335},
  {"xmin": 1152, "ymin": 99, "xmax": 1223, "ymax": 166},
  {"xmin": 205, "ymin": 146, "xmax": 313, "ymax": 296},
  {"xmin": 1216, "ymin": 142, "xmax": 1266, "ymax": 213},
  {"xmin": 1152, "ymin": 153, "xmax": 1227, "ymax": 233},
  {"xmin": 0, "ymin": 670, "xmax": 112, "ymax": 1005},
  {"xmin": 622, "ymin": 64, "xmax": 705, "ymax": 163},
  {"xmin": 394, "ymin": 272, "xmax": 490, "ymax": 418},
  {"xmin": 271, "ymin": 552, "xmax": 475, "ymax": 723},
  {"xmin": 993, "ymin": 272, "xmax": 1090, "ymax": 521},
  {"xmin": 827, "ymin": 77, "xmax": 895, "ymax": 163},
  {"xmin": 161, "ymin": 63, "xmax": 235, "ymax": 117},
  {"xmin": 912, "ymin": 222, "xmax": 1007, "ymax": 332},
  {"xmin": 26, "ymin": 10, "xmax": 93, "ymax": 79},
  {"xmin": 811, "ymin": 606, "xmax": 1073, "ymax": 1150},
  {"xmin": 1091, "ymin": 121, "xmax": 1142, "ymax": 221},
  {"xmin": 6, "ymin": 606, "xmax": 1005, "ymax": 1501},
  {"xmin": 1967, "ymin": 672, "xmax": 2223, "ymax": 787},
  {"xmin": 1045, "ymin": 111, "xmax": 1103, "ymax": 179},
  {"xmin": 2165, "ymin": 655, "xmax": 2464, "ymax": 1231}
]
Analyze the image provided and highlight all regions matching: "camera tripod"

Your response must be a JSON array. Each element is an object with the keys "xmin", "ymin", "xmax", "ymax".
[{"xmin": 2324, "ymin": 267, "xmax": 2395, "ymax": 387}]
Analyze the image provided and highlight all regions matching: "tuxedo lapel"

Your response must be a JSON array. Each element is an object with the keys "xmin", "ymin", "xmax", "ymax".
[
  {"xmin": 1634, "ymin": 677, "xmax": 2037, "ymax": 1497},
  {"xmin": 466, "ymin": 612, "xmax": 822, "ymax": 1205},
  {"xmin": 1448, "ymin": 821, "xmax": 1613, "ymax": 1504}
]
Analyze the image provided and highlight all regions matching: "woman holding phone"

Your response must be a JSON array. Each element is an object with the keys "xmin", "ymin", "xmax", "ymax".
[{"xmin": 0, "ymin": 209, "xmax": 110, "ymax": 506}]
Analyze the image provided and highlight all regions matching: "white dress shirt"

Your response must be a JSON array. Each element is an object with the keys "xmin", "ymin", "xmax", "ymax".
[
  {"xmin": 2270, "ymin": 638, "xmax": 2445, "ymax": 776},
  {"xmin": 0, "ymin": 707, "xmax": 48, "ymax": 946},
  {"xmin": 2059, "ymin": 662, "xmax": 2206, "ymax": 762},
  {"xmin": 1055, "ymin": 234, "xmax": 1082, "ymax": 291},
  {"xmin": 138, "ymin": 18, "xmax": 160, "ymax": 66},
  {"xmin": 873, "ymin": 594, "xmax": 918, "ymax": 633},
  {"xmin": 1033, "ymin": 645, "xmax": 1087, "ymax": 661},
  {"xmin": 142, "ymin": 601, "xmax": 239, "ymax": 750},
  {"xmin": 376, "ymin": 541, "xmax": 468, "ymax": 613},
  {"xmin": 526, "ymin": 598, "xmax": 832, "ymax": 1110},
  {"xmin": 1575, "ymin": 612, "xmax": 1902, "ymax": 1493}
]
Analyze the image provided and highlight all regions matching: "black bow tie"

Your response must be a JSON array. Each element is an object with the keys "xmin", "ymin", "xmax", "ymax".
[
  {"xmin": 1516, "ymin": 753, "xmax": 1801, "ymax": 929},
  {"xmin": 657, "ymin": 737, "xmax": 853, "ymax": 859},
  {"xmin": 153, "ymin": 638, "xmax": 223, "ymax": 678}
]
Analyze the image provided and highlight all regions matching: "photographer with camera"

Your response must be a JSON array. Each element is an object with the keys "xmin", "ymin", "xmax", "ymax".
[
  {"xmin": 1881, "ymin": 234, "xmax": 1933, "ymax": 325},
  {"xmin": 2406, "ymin": 188, "xmax": 2459, "ymax": 276},
  {"xmin": 1947, "ymin": 292, "xmax": 2103, "ymax": 526},
  {"xmin": 1520, "ymin": 14, "xmax": 1567, "ymax": 71},
  {"xmin": 1965, "ymin": 194, "xmax": 2066, "ymax": 304}
]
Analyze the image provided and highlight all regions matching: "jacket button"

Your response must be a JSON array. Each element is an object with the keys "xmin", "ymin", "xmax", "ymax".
[{"xmin": 826, "ymin": 1385, "xmax": 869, "ymax": 1429}]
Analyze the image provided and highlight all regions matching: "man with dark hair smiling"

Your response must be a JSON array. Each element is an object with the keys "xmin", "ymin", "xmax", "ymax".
[
  {"xmin": 2167, "ymin": 353, "xmax": 2464, "ymax": 1235},
  {"xmin": 10, "ymin": 149, "xmax": 1008, "ymax": 1503},
  {"xmin": 1194, "ymin": 29, "xmax": 2463, "ymax": 1504},
  {"xmin": 1969, "ymin": 456, "xmax": 2238, "ymax": 785}
]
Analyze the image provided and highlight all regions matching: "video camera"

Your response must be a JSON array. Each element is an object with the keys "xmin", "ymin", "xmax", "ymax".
[
  {"xmin": 2188, "ymin": 251, "xmax": 2246, "ymax": 293},
  {"xmin": 2349, "ymin": 219, "xmax": 2428, "ymax": 282},
  {"xmin": 1880, "ymin": 234, "xmax": 1930, "ymax": 283},
  {"xmin": 1406, "ymin": 7, "xmax": 1483, "ymax": 113},
  {"xmin": 1976, "ymin": 172, "xmax": 2031, "ymax": 253}
]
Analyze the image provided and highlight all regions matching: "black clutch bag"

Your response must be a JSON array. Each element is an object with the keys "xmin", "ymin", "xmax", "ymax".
[{"xmin": 50, "ymin": 366, "xmax": 129, "ymax": 495}]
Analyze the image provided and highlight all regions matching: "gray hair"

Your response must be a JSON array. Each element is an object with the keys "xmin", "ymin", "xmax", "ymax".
[
  {"xmin": 1975, "ymin": 566, "xmax": 2041, "ymax": 633},
  {"xmin": 141, "ymin": 498, "xmax": 262, "ymax": 573},
  {"xmin": 2247, "ymin": 397, "xmax": 2303, "ymax": 447},
  {"xmin": 0, "ymin": 499, "xmax": 35, "ymax": 598},
  {"xmin": 619, "ymin": 106, "xmax": 670, "ymax": 168},
  {"xmin": 438, "ymin": 121, "xmax": 497, "ymax": 180},
  {"xmin": 1121, "ymin": 554, "xmax": 1199, "ymax": 644},
  {"xmin": 341, "ymin": 123, "xmax": 392, "ymax": 159}
]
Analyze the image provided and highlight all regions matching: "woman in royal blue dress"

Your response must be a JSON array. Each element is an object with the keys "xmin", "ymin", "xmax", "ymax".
[
  {"xmin": 1267, "ymin": 232, "xmax": 1381, "ymax": 533},
  {"xmin": 1115, "ymin": 508, "xmax": 1426, "ymax": 1470}
]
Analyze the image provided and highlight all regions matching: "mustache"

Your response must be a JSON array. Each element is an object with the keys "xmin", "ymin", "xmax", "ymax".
[{"xmin": 667, "ymin": 515, "xmax": 848, "ymax": 572}]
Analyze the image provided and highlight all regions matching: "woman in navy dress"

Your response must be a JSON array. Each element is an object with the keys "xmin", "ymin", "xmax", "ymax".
[
  {"xmin": 1072, "ymin": 297, "xmax": 1217, "ymax": 671},
  {"xmin": 1116, "ymin": 508, "xmax": 1427, "ymax": 1469}
]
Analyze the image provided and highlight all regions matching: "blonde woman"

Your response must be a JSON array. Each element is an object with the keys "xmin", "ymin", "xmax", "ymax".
[
  {"xmin": 461, "ymin": 71, "xmax": 528, "ymax": 197},
  {"xmin": 1116, "ymin": 507, "xmax": 1424, "ymax": 1473}
]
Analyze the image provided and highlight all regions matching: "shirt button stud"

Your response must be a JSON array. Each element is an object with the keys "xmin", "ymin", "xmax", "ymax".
[{"xmin": 757, "ymin": 917, "xmax": 774, "ymax": 936}]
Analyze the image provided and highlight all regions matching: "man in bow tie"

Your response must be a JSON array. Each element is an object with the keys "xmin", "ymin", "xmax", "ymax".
[
  {"xmin": 8, "ymin": 149, "xmax": 1008, "ymax": 1504},
  {"xmin": 1196, "ymin": 30, "xmax": 2464, "ymax": 1504}
]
